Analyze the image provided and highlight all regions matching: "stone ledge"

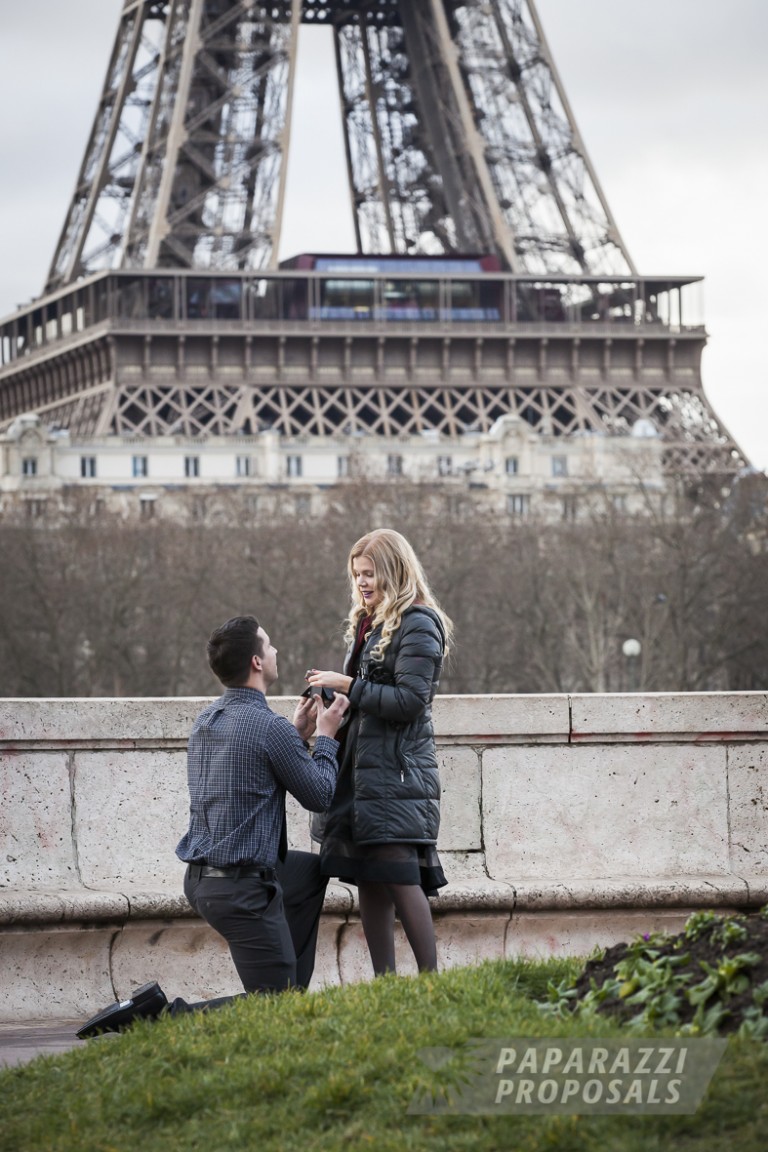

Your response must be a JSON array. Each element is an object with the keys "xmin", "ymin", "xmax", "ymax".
[
  {"xmin": 0, "ymin": 698, "xmax": 212, "ymax": 745},
  {"xmin": 0, "ymin": 696, "xmax": 573, "ymax": 746},
  {"xmin": 0, "ymin": 881, "xmax": 357, "ymax": 927},
  {"xmin": 0, "ymin": 905, "xmax": 713, "ymax": 1022},
  {"xmin": 1, "ymin": 874, "xmax": 761, "ymax": 928},
  {"xmin": 0, "ymin": 890, "xmax": 130, "ymax": 925},
  {"xmin": 435, "ymin": 875, "xmax": 756, "ymax": 912},
  {"xmin": 512, "ymin": 875, "xmax": 752, "ymax": 909},
  {"xmin": 4, "ymin": 693, "xmax": 765, "ymax": 747},
  {"xmin": 570, "ymin": 691, "xmax": 768, "ymax": 741}
]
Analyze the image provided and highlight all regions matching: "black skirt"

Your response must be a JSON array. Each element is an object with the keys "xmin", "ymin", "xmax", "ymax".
[{"xmin": 320, "ymin": 838, "xmax": 447, "ymax": 897}]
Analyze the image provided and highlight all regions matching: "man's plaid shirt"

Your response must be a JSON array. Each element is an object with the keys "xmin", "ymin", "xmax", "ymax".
[{"xmin": 176, "ymin": 687, "xmax": 338, "ymax": 868}]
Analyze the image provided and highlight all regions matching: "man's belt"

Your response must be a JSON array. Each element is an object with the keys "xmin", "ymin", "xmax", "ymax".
[{"xmin": 188, "ymin": 863, "xmax": 275, "ymax": 881}]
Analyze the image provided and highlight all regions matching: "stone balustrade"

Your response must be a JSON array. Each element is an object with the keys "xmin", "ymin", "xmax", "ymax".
[{"xmin": 1, "ymin": 693, "xmax": 766, "ymax": 1021}]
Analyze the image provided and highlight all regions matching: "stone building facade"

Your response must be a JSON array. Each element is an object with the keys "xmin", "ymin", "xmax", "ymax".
[{"xmin": 0, "ymin": 409, "xmax": 664, "ymax": 524}]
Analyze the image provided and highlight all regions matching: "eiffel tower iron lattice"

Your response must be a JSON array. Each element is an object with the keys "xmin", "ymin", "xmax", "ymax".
[{"xmin": 0, "ymin": 0, "xmax": 746, "ymax": 475}]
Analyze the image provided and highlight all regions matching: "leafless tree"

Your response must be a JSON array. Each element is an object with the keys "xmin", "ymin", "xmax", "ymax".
[{"xmin": 0, "ymin": 470, "xmax": 766, "ymax": 697}]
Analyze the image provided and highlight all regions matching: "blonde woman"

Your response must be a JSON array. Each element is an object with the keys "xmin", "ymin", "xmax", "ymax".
[{"xmin": 306, "ymin": 528, "xmax": 452, "ymax": 975}]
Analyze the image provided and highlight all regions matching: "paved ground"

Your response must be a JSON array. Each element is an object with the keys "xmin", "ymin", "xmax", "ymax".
[{"xmin": 0, "ymin": 1020, "xmax": 89, "ymax": 1069}]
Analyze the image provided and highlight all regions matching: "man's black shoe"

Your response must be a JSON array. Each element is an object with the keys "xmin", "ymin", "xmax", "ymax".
[{"xmin": 76, "ymin": 981, "xmax": 168, "ymax": 1039}]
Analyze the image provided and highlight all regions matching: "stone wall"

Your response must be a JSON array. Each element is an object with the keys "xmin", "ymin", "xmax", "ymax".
[{"xmin": 1, "ymin": 693, "xmax": 766, "ymax": 1021}]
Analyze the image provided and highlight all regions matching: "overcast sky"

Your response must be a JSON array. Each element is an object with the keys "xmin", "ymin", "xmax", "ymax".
[{"xmin": 1, "ymin": 0, "xmax": 766, "ymax": 468}]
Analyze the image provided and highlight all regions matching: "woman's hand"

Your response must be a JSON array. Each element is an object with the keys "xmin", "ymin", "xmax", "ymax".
[{"xmin": 305, "ymin": 668, "xmax": 354, "ymax": 696}]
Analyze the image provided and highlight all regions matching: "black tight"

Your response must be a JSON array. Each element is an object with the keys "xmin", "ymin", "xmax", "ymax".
[{"xmin": 358, "ymin": 880, "xmax": 437, "ymax": 975}]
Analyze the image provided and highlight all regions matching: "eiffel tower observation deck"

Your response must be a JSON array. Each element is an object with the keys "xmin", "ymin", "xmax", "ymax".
[{"xmin": 0, "ymin": 0, "xmax": 746, "ymax": 475}]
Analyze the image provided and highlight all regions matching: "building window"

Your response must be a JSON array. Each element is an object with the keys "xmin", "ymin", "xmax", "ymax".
[
  {"xmin": 387, "ymin": 454, "xmax": 403, "ymax": 476},
  {"xmin": 184, "ymin": 456, "xmax": 200, "ymax": 478},
  {"xmin": 236, "ymin": 455, "xmax": 252, "ymax": 478},
  {"xmin": 132, "ymin": 455, "xmax": 148, "ymax": 478},
  {"xmin": 505, "ymin": 456, "xmax": 519, "ymax": 475},
  {"xmin": 192, "ymin": 497, "xmax": 207, "ymax": 522},
  {"xmin": 613, "ymin": 494, "xmax": 628, "ymax": 514},
  {"xmin": 139, "ymin": 496, "xmax": 156, "ymax": 519},
  {"xmin": 337, "ymin": 455, "xmax": 350, "ymax": 478},
  {"xmin": 22, "ymin": 457, "xmax": 38, "ymax": 477},
  {"xmin": 295, "ymin": 494, "xmax": 311, "ymax": 517},
  {"xmin": 445, "ymin": 493, "xmax": 466, "ymax": 519},
  {"xmin": 286, "ymin": 455, "xmax": 302, "ymax": 478},
  {"xmin": 81, "ymin": 456, "xmax": 97, "ymax": 479},
  {"xmin": 437, "ymin": 455, "xmax": 452, "ymax": 476},
  {"xmin": 506, "ymin": 493, "xmax": 530, "ymax": 518},
  {"xmin": 562, "ymin": 495, "xmax": 578, "ymax": 521},
  {"xmin": 25, "ymin": 498, "xmax": 46, "ymax": 518},
  {"xmin": 552, "ymin": 455, "xmax": 568, "ymax": 477}
]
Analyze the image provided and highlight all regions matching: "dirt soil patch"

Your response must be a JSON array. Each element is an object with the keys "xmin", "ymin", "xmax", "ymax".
[{"xmin": 570, "ymin": 911, "xmax": 768, "ymax": 1036}]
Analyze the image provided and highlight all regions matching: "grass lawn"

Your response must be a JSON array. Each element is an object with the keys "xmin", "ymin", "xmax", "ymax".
[{"xmin": 1, "ymin": 958, "xmax": 767, "ymax": 1152}]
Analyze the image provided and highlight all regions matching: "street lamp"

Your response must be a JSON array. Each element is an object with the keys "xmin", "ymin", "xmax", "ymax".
[{"xmin": 622, "ymin": 638, "xmax": 641, "ymax": 692}]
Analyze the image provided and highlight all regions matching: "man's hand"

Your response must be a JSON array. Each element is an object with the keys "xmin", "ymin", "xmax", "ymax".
[
  {"xmin": 293, "ymin": 694, "xmax": 318, "ymax": 742},
  {"xmin": 316, "ymin": 692, "xmax": 350, "ymax": 740}
]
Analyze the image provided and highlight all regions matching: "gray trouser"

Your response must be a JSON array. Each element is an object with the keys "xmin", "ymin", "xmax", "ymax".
[{"xmin": 170, "ymin": 850, "xmax": 328, "ymax": 1013}]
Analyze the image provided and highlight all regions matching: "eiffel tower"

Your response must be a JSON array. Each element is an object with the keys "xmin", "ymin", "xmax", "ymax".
[{"xmin": 0, "ymin": 0, "xmax": 745, "ymax": 475}]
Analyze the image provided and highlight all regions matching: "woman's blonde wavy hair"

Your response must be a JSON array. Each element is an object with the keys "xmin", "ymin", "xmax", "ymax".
[{"xmin": 343, "ymin": 528, "xmax": 453, "ymax": 661}]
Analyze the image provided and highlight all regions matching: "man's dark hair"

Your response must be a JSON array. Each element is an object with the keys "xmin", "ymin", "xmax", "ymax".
[{"xmin": 207, "ymin": 615, "xmax": 263, "ymax": 687}]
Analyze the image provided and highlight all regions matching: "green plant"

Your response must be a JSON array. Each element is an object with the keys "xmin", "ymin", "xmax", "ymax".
[
  {"xmin": 688, "ymin": 953, "xmax": 762, "ymax": 1009},
  {"xmin": 684, "ymin": 910, "xmax": 721, "ymax": 942},
  {"xmin": 712, "ymin": 918, "xmax": 749, "ymax": 947},
  {"xmin": 539, "ymin": 976, "xmax": 583, "ymax": 1017}
]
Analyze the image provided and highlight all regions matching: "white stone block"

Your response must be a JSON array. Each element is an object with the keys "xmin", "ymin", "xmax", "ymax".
[
  {"xmin": 507, "ymin": 909, "xmax": 695, "ymax": 960},
  {"xmin": 482, "ymin": 743, "xmax": 729, "ymax": 880},
  {"xmin": 0, "ymin": 924, "xmax": 114, "ymax": 1020},
  {"xmin": 74, "ymin": 750, "xmax": 189, "ymax": 888},
  {"xmin": 434, "ymin": 913, "xmax": 509, "ymax": 970},
  {"xmin": 0, "ymin": 752, "xmax": 77, "ymax": 888},
  {"xmin": 437, "ymin": 747, "xmax": 481, "ymax": 850},
  {"xmin": 728, "ymin": 743, "xmax": 768, "ymax": 873}
]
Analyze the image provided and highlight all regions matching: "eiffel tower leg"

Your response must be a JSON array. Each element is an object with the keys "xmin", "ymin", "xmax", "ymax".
[
  {"xmin": 47, "ymin": 0, "xmax": 303, "ymax": 288},
  {"xmin": 47, "ymin": 6, "xmax": 149, "ymax": 291},
  {"xmin": 450, "ymin": 0, "xmax": 635, "ymax": 274}
]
